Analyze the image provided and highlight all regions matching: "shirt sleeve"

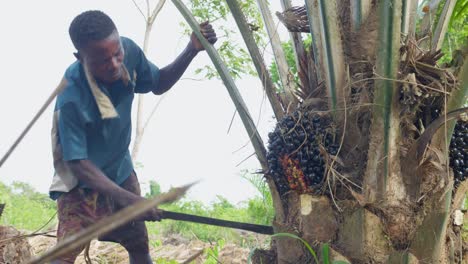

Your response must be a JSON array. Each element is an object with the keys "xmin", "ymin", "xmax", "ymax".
[
  {"xmin": 129, "ymin": 39, "xmax": 161, "ymax": 94},
  {"xmin": 58, "ymin": 102, "xmax": 88, "ymax": 161}
]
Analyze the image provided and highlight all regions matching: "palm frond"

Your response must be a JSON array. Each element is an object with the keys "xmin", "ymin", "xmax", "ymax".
[
  {"xmin": 257, "ymin": 0, "xmax": 298, "ymax": 110},
  {"xmin": 226, "ymin": 0, "xmax": 285, "ymax": 120}
]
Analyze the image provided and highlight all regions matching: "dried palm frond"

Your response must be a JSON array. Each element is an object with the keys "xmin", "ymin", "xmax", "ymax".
[
  {"xmin": 398, "ymin": 40, "xmax": 459, "ymax": 145},
  {"xmin": 276, "ymin": 6, "xmax": 310, "ymax": 33},
  {"xmin": 1, "ymin": 226, "xmax": 32, "ymax": 264},
  {"xmin": 401, "ymin": 44, "xmax": 457, "ymax": 99},
  {"xmin": 295, "ymin": 45, "xmax": 322, "ymax": 102}
]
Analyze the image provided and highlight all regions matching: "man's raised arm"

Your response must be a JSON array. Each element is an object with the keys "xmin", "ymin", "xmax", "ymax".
[{"xmin": 154, "ymin": 21, "xmax": 217, "ymax": 95}]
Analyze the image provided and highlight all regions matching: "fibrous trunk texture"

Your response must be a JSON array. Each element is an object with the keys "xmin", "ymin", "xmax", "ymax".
[{"xmin": 256, "ymin": 1, "xmax": 467, "ymax": 263}]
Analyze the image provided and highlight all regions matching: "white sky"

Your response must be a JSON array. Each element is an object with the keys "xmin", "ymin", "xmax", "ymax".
[{"xmin": 0, "ymin": 0, "xmax": 291, "ymax": 204}]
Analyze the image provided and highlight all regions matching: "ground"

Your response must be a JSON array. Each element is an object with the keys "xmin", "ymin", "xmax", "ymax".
[{"xmin": 28, "ymin": 233, "xmax": 252, "ymax": 263}]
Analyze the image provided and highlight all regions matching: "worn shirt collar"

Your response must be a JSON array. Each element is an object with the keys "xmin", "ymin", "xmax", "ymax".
[{"xmin": 82, "ymin": 62, "xmax": 132, "ymax": 120}]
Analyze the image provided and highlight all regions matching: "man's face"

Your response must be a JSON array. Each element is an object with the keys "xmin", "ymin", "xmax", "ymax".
[{"xmin": 79, "ymin": 30, "xmax": 125, "ymax": 85}]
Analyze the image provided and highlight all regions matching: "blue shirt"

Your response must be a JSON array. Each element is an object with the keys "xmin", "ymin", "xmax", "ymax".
[{"xmin": 50, "ymin": 37, "xmax": 160, "ymax": 199}]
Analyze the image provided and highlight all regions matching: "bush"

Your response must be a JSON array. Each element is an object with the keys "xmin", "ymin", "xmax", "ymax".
[{"xmin": 0, "ymin": 181, "xmax": 57, "ymax": 231}]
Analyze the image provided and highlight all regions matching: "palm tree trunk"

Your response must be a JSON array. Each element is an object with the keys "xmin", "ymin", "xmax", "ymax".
[{"xmin": 175, "ymin": 1, "xmax": 468, "ymax": 263}]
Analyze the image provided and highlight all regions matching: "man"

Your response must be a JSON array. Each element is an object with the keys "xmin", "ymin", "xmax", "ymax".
[{"xmin": 49, "ymin": 10, "xmax": 217, "ymax": 263}]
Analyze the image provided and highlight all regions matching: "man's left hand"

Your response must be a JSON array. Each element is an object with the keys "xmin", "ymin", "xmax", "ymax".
[{"xmin": 190, "ymin": 21, "xmax": 217, "ymax": 52}]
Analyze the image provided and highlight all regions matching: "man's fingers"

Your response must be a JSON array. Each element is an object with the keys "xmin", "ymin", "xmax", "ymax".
[
  {"xmin": 201, "ymin": 30, "xmax": 215, "ymax": 35},
  {"xmin": 201, "ymin": 27, "xmax": 216, "ymax": 43},
  {"xmin": 201, "ymin": 28, "xmax": 214, "ymax": 34},
  {"xmin": 201, "ymin": 29, "xmax": 216, "ymax": 36},
  {"xmin": 202, "ymin": 32, "xmax": 216, "ymax": 38},
  {"xmin": 201, "ymin": 24, "xmax": 213, "ymax": 30},
  {"xmin": 194, "ymin": 21, "xmax": 217, "ymax": 47}
]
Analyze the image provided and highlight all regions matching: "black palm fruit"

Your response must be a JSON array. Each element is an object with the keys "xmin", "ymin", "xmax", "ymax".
[
  {"xmin": 450, "ymin": 120, "xmax": 467, "ymax": 187},
  {"xmin": 267, "ymin": 109, "xmax": 339, "ymax": 195}
]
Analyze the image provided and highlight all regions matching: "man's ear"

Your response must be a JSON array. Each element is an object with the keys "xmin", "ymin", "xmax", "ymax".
[{"xmin": 73, "ymin": 52, "xmax": 82, "ymax": 62}]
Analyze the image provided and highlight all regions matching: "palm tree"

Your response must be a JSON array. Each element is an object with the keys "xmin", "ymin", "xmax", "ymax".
[{"xmin": 173, "ymin": 0, "xmax": 467, "ymax": 263}]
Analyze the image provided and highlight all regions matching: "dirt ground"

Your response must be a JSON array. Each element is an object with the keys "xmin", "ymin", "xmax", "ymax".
[
  {"xmin": 1, "ymin": 224, "xmax": 267, "ymax": 263},
  {"xmin": 27, "ymin": 234, "xmax": 251, "ymax": 263}
]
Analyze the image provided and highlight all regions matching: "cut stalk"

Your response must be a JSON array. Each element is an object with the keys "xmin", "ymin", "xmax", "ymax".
[
  {"xmin": 411, "ymin": 191, "xmax": 452, "ymax": 262},
  {"xmin": 350, "ymin": 0, "xmax": 372, "ymax": 31},
  {"xmin": 304, "ymin": 0, "xmax": 347, "ymax": 117},
  {"xmin": 410, "ymin": 46, "xmax": 467, "ymax": 264},
  {"xmin": 401, "ymin": 0, "xmax": 419, "ymax": 37},
  {"xmin": 364, "ymin": 0, "xmax": 402, "ymax": 202}
]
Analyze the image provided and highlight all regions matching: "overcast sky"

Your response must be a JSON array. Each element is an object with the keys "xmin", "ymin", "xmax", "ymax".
[{"xmin": 0, "ymin": 0, "xmax": 293, "ymax": 204}]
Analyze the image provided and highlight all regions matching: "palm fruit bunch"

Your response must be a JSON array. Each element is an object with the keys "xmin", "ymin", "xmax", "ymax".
[
  {"xmin": 267, "ymin": 110, "xmax": 339, "ymax": 196},
  {"xmin": 450, "ymin": 120, "xmax": 467, "ymax": 186},
  {"xmin": 427, "ymin": 108, "xmax": 467, "ymax": 187}
]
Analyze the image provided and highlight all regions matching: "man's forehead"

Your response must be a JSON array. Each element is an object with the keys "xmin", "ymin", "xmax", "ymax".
[{"xmin": 83, "ymin": 31, "xmax": 121, "ymax": 55}]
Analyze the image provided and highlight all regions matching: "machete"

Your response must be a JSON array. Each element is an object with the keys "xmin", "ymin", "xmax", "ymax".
[{"xmin": 160, "ymin": 210, "xmax": 274, "ymax": 235}]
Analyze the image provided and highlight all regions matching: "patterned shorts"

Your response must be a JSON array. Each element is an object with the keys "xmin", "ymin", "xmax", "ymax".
[{"xmin": 56, "ymin": 172, "xmax": 149, "ymax": 262}]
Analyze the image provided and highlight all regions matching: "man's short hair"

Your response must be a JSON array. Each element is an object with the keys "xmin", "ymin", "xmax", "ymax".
[{"xmin": 69, "ymin": 10, "xmax": 117, "ymax": 50}]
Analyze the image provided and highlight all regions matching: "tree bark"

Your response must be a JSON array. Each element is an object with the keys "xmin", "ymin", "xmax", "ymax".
[{"xmin": 131, "ymin": 0, "xmax": 166, "ymax": 161}]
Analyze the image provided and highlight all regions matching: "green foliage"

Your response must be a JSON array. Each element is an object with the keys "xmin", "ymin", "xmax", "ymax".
[
  {"xmin": 146, "ymin": 180, "xmax": 162, "ymax": 198},
  {"xmin": 321, "ymin": 243, "xmax": 349, "ymax": 264},
  {"xmin": 268, "ymin": 41, "xmax": 297, "ymax": 92},
  {"xmin": 0, "ymin": 181, "xmax": 56, "ymax": 231},
  {"xmin": 241, "ymin": 171, "xmax": 274, "ymax": 225},
  {"xmin": 145, "ymin": 173, "xmax": 273, "ymax": 246},
  {"xmin": 0, "ymin": 175, "xmax": 273, "ymax": 254},
  {"xmin": 203, "ymin": 239, "xmax": 225, "ymax": 264},
  {"xmin": 322, "ymin": 243, "xmax": 330, "ymax": 264},
  {"xmin": 181, "ymin": 0, "xmax": 266, "ymax": 80},
  {"xmin": 154, "ymin": 258, "xmax": 179, "ymax": 264},
  {"xmin": 147, "ymin": 197, "xmax": 250, "ymax": 243},
  {"xmin": 435, "ymin": 0, "xmax": 468, "ymax": 64},
  {"xmin": 150, "ymin": 238, "xmax": 163, "ymax": 248},
  {"xmin": 258, "ymin": 234, "xmax": 349, "ymax": 264},
  {"xmin": 451, "ymin": 0, "xmax": 468, "ymax": 24}
]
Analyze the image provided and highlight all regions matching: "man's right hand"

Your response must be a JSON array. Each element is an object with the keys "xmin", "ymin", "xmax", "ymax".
[
  {"xmin": 119, "ymin": 195, "xmax": 163, "ymax": 222},
  {"xmin": 67, "ymin": 160, "xmax": 163, "ymax": 222},
  {"xmin": 137, "ymin": 203, "xmax": 163, "ymax": 222}
]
